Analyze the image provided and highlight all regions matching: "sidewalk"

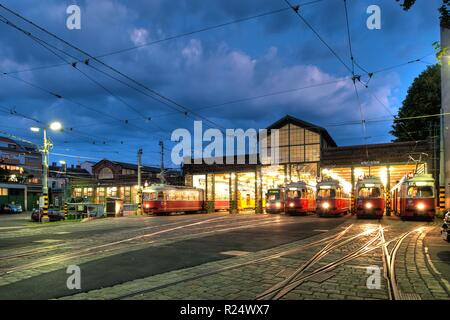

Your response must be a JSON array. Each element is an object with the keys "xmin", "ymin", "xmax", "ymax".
[{"xmin": 424, "ymin": 225, "xmax": 450, "ymax": 294}]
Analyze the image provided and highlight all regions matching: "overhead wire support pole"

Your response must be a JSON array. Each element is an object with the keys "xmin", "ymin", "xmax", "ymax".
[{"xmin": 137, "ymin": 149, "xmax": 143, "ymax": 215}]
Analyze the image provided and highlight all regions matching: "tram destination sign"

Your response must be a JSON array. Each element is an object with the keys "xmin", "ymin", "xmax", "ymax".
[{"xmin": 361, "ymin": 161, "xmax": 380, "ymax": 166}]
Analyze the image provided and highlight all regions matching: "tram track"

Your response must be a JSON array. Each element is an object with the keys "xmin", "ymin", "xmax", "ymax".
[
  {"xmin": 0, "ymin": 214, "xmax": 301, "ymax": 275},
  {"xmin": 380, "ymin": 225, "xmax": 427, "ymax": 300},
  {"xmin": 253, "ymin": 223, "xmax": 429, "ymax": 300},
  {"xmin": 108, "ymin": 227, "xmax": 355, "ymax": 300}
]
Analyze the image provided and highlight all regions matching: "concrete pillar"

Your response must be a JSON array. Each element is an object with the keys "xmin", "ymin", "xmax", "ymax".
[
  {"xmin": 441, "ymin": 26, "xmax": 450, "ymax": 209},
  {"xmin": 205, "ymin": 174, "xmax": 215, "ymax": 213},
  {"xmin": 386, "ymin": 165, "xmax": 391, "ymax": 216},
  {"xmin": 255, "ymin": 167, "xmax": 263, "ymax": 214},
  {"xmin": 229, "ymin": 173, "xmax": 238, "ymax": 214}
]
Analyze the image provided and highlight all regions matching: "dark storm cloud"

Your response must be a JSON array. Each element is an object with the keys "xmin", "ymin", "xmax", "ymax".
[{"xmin": 0, "ymin": 0, "xmax": 442, "ymax": 166}]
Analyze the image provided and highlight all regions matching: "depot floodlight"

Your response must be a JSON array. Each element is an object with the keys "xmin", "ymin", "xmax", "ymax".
[
  {"xmin": 49, "ymin": 121, "xmax": 63, "ymax": 131},
  {"xmin": 30, "ymin": 127, "xmax": 40, "ymax": 132},
  {"xmin": 59, "ymin": 160, "xmax": 66, "ymax": 165}
]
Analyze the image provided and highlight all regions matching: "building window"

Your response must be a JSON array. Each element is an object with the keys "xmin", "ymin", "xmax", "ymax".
[
  {"xmin": 290, "ymin": 126, "xmax": 304, "ymax": 145},
  {"xmin": 97, "ymin": 187, "xmax": 106, "ymax": 203},
  {"xmin": 279, "ymin": 146, "xmax": 289, "ymax": 163},
  {"xmin": 107, "ymin": 187, "xmax": 118, "ymax": 197},
  {"xmin": 124, "ymin": 187, "xmax": 132, "ymax": 203},
  {"xmin": 73, "ymin": 188, "xmax": 82, "ymax": 197},
  {"xmin": 305, "ymin": 144, "xmax": 320, "ymax": 162},
  {"xmin": 98, "ymin": 167, "xmax": 114, "ymax": 179},
  {"xmin": 279, "ymin": 125, "xmax": 289, "ymax": 146},
  {"xmin": 305, "ymin": 130, "xmax": 320, "ymax": 144},
  {"xmin": 121, "ymin": 169, "xmax": 135, "ymax": 175},
  {"xmin": 0, "ymin": 188, "xmax": 8, "ymax": 196},
  {"xmin": 290, "ymin": 146, "xmax": 305, "ymax": 162}
]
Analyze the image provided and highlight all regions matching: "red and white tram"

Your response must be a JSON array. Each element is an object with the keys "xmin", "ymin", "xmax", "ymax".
[
  {"xmin": 316, "ymin": 180, "xmax": 351, "ymax": 217},
  {"xmin": 142, "ymin": 185, "xmax": 204, "ymax": 215},
  {"xmin": 355, "ymin": 177, "xmax": 385, "ymax": 219},
  {"xmin": 391, "ymin": 174, "xmax": 436, "ymax": 220},
  {"xmin": 284, "ymin": 182, "xmax": 316, "ymax": 215},
  {"xmin": 265, "ymin": 188, "xmax": 284, "ymax": 213}
]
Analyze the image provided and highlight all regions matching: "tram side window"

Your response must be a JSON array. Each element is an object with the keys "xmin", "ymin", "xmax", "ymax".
[
  {"xmin": 407, "ymin": 186, "xmax": 434, "ymax": 198},
  {"xmin": 157, "ymin": 192, "xmax": 165, "ymax": 201}
]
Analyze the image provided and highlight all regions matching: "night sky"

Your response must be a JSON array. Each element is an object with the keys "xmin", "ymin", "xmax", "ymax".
[{"xmin": 0, "ymin": 0, "xmax": 442, "ymax": 168}]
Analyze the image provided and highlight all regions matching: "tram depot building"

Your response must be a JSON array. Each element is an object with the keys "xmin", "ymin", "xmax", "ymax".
[{"xmin": 183, "ymin": 115, "xmax": 435, "ymax": 214}]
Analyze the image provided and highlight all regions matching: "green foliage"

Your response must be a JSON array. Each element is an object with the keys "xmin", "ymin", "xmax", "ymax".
[
  {"xmin": 397, "ymin": 0, "xmax": 450, "ymax": 28},
  {"xmin": 433, "ymin": 41, "xmax": 450, "ymax": 65},
  {"xmin": 390, "ymin": 64, "xmax": 441, "ymax": 141}
]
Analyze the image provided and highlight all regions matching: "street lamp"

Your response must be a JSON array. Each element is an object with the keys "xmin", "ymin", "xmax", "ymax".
[{"xmin": 30, "ymin": 121, "xmax": 63, "ymax": 222}]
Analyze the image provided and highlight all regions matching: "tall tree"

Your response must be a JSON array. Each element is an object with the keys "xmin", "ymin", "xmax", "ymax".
[
  {"xmin": 396, "ymin": 0, "xmax": 450, "ymax": 28},
  {"xmin": 390, "ymin": 64, "xmax": 441, "ymax": 141}
]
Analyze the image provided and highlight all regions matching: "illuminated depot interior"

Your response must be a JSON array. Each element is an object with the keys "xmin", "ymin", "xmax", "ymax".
[{"xmin": 183, "ymin": 115, "xmax": 434, "ymax": 212}]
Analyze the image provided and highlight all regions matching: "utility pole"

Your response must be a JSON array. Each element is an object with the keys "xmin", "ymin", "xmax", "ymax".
[
  {"xmin": 41, "ymin": 128, "xmax": 51, "ymax": 222},
  {"xmin": 159, "ymin": 141, "xmax": 166, "ymax": 184},
  {"xmin": 440, "ymin": 25, "xmax": 450, "ymax": 210},
  {"xmin": 137, "ymin": 148, "xmax": 143, "ymax": 215}
]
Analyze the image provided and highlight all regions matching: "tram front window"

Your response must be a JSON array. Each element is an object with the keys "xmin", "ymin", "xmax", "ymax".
[
  {"xmin": 317, "ymin": 188, "xmax": 336, "ymax": 199},
  {"xmin": 358, "ymin": 187, "xmax": 381, "ymax": 198},
  {"xmin": 267, "ymin": 193, "xmax": 281, "ymax": 201},
  {"xmin": 143, "ymin": 192, "xmax": 157, "ymax": 201},
  {"xmin": 287, "ymin": 190, "xmax": 301, "ymax": 199},
  {"xmin": 407, "ymin": 186, "xmax": 434, "ymax": 198}
]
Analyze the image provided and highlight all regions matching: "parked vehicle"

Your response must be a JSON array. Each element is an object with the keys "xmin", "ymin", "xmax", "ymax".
[
  {"xmin": 0, "ymin": 204, "xmax": 12, "ymax": 214},
  {"xmin": 142, "ymin": 184, "xmax": 204, "ymax": 215},
  {"xmin": 391, "ymin": 173, "xmax": 435, "ymax": 220},
  {"xmin": 31, "ymin": 208, "xmax": 65, "ymax": 222},
  {"xmin": 441, "ymin": 211, "xmax": 450, "ymax": 242},
  {"xmin": 316, "ymin": 179, "xmax": 351, "ymax": 217},
  {"xmin": 284, "ymin": 182, "xmax": 316, "ymax": 216},
  {"xmin": 265, "ymin": 188, "xmax": 285, "ymax": 214},
  {"xmin": 8, "ymin": 204, "xmax": 23, "ymax": 213},
  {"xmin": 355, "ymin": 177, "xmax": 385, "ymax": 219}
]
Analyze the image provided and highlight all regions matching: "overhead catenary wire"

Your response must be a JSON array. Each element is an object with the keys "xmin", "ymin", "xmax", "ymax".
[
  {"xmin": 1, "ymin": 0, "xmax": 328, "ymax": 76},
  {"xmin": 0, "ymin": 4, "xmax": 226, "ymax": 131},
  {"xmin": 284, "ymin": 0, "xmax": 353, "ymax": 73},
  {"xmin": 0, "ymin": 14, "xmax": 170, "ymax": 142}
]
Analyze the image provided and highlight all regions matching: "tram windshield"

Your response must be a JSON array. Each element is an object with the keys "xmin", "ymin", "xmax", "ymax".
[
  {"xmin": 286, "ymin": 190, "xmax": 301, "ymax": 199},
  {"xmin": 317, "ymin": 188, "xmax": 336, "ymax": 199},
  {"xmin": 407, "ymin": 186, "xmax": 434, "ymax": 198},
  {"xmin": 143, "ymin": 192, "xmax": 157, "ymax": 201},
  {"xmin": 267, "ymin": 190, "xmax": 281, "ymax": 201},
  {"xmin": 358, "ymin": 187, "xmax": 381, "ymax": 198}
]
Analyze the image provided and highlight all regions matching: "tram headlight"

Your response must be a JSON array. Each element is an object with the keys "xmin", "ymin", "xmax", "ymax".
[
  {"xmin": 289, "ymin": 202, "xmax": 294, "ymax": 208},
  {"xmin": 322, "ymin": 202, "xmax": 330, "ymax": 209},
  {"xmin": 266, "ymin": 203, "xmax": 270, "ymax": 208},
  {"xmin": 276, "ymin": 202, "xmax": 281, "ymax": 209},
  {"xmin": 144, "ymin": 204, "xmax": 150, "ymax": 209},
  {"xmin": 417, "ymin": 202, "xmax": 425, "ymax": 211},
  {"xmin": 365, "ymin": 202, "xmax": 373, "ymax": 209}
]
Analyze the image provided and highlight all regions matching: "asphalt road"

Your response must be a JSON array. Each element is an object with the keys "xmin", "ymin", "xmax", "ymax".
[{"xmin": 0, "ymin": 213, "xmax": 348, "ymax": 299}]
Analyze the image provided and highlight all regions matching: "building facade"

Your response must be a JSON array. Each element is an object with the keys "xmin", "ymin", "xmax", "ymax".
[
  {"xmin": 183, "ymin": 115, "xmax": 435, "ymax": 214},
  {"xmin": 71, "ymin": 159, "xmax": 182, "ymax": 206},
  {"xmin": 0, "ymin": 136, "xmax": 42, "ymax": 210}
]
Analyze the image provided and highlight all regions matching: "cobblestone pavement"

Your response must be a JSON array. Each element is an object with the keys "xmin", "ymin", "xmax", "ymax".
[
  {"xmin": 61, "ymin": 216, "xmax": 449, "ymax": 300},
  {"xmin": 0, "ymin": 212, "xmax": 448, "ymax": 300}
]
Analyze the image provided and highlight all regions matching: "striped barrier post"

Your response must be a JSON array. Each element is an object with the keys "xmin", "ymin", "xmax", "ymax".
[
  {"xmin": 137, "ymin": 190, "xmax": 142, "ymax": 215},
  {"xmin": 385, "ymin": 192, "xmax": 391, "ymax": 216},
  {"xmin": 64, "ymin": 202, "xmax": 68, "ymax": 217},
  {"xmin": 440, "ymin": 186, "xmax": 446, "ymax": 212},
  {"xmin": 41, "ymin": 194, "xmax": 49, "ymax": 222}
]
